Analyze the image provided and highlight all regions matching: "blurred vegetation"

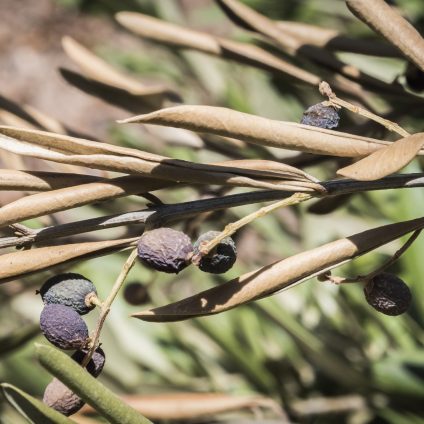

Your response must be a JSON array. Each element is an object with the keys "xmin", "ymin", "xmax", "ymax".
[{"xmin": 1, "ymin": 0, "xmax": 424, "ymax": 423}]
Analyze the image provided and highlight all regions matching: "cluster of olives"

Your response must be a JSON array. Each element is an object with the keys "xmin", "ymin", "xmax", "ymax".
[
  {"xmin": 137, "ymin": 228, "xmax": 237, "ymax": 275},
  {"xmin": 363, "ymin": 272, "xmax": 412, "ymax": 316},
  {"xmin": 37, "ymin": 273, "xmax": 105, "ymax": 416}
]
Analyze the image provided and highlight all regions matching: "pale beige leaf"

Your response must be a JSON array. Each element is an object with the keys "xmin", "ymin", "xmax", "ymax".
[
  {"xmin": 0, "ymin": 176, "xmax": 169, "ymax": 229},
  {"xmin": 80, "ymin": 393, "xmax": 283, "ymax": 420},
  {"xmin": 62, "ymin": 36, "xmax": 171, "ymax": 96},
  {"xmin": 0, "ymin": 169, "xmax": 103, "ymax": 191},
  {"xmin": 119, "ymin": 105, "xmax": 406, "ymax": 157},
  {"xmin": 337, "ymin": 133, "xmax": 424, "ymax": 181},
  {"xmin": 0, "ymin": 238, "xmax": 137, "ymax": 284},
  {"xmin": 133, "ymin": 217, "xmax": 424, "ymax": 321},
  {"xmin": 346, "ymin": 0, "xmax": 424, "ymax": 72}
]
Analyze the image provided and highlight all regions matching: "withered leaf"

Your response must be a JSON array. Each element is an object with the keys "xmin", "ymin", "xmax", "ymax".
[
  {"xmin": 133, "ymin": 217, "xmax": 424, "ymax": 322},
  {"xmin": 0, "ymin": 238, "xmax": 137, "ymax": 284},
  {"xmin": 80, "ymin": 393, "xmax": 283, "ymax": 420},
  {"xmin": 337, "ymin": 133, "xmax": 424, "ymax": 181},
  {"xmin": 119, "ymin": 105, "xmax": 409, "ymax": 157}
]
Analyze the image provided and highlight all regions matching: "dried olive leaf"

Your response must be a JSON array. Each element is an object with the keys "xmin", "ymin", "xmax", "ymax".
[
  {"xmin": 119, "ymin": 105, "xmax": 415, "ymax": 157},
  {"xmin": 0, "ymin": 127, "xmax": 322, "ymax": 191},
  {"xmin": 0, "ymin": 169, "xmax": 103, "ymax": 191},
  {"xmin": 62, "ymin": 36, "xmax": 172, "ymax": 97},
  {"xmin": 346, "ymin": 0, "xmax": 424, "ymax": 72},
  {"xmin": 337, "ymin": 133, "xmax": 424, "ymax": 181},
  {"xmin": 0, "ymin": 176, "xmax": 169, "ymax": 229},
  {"xmin": 133, "ymin": 217, "xmax": 424, "ymax": 322},
  {"xmin": 1, "ymin": 383, "xmax": 74, "ymax": 424},
  {"xmin": 0, "ymin": 238, "xmax": 137, "ymax": 284},
  {"xmin": 116, "ymin": 12, "xmax": 320, "ymax": 87},
  {"xmin": 80, "ymin": 393, "xmax": 284, "ymax": 420}
]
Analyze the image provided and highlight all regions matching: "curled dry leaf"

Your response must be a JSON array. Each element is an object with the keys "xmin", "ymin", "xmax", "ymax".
[
  {"xmin": 80, "ymin": 393, "xmax": 284, "ymax": 420},
  {"xmin": 0, "ymin": 175, "xmax": 170, "ymax": 229},
  {"xmin": 0, "ymin": 126, "xmax": 322, "ymax": 192},
  {"xmin": 62, "ymin": 36, "xmax": 174, "ymax": 98},
  {"xmin": 346, "ymin": 0, "xmax": 424, "ymax": 72},
  {"xmin": 0, "ymin": 169, "xmax": 103, "ymax": 191},
  {"xmin": 133, "ymin": 217, "xmax": 424, "ymax": 322},
  {"xmin": 0, "ymin": 238, "xmax": 137, "ymax": 284},
  {"xmin": 337, "ymin": 133, "xmax": 424, "ymax": 181},
  {"xmin": 119, "ymin": 105, "xmax": 417, "ymax": 157},
  {"xmin": 115, "ymin": 11, "xmax": 321, "ymax": 87}
]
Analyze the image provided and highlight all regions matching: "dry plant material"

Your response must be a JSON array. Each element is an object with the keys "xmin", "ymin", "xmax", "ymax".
[
  {"xmin": 133, "ymin": 217, "xmax": 424, "ymax": 322},
  {"xmin": 346, "ymin": 0, "xmax": 424, "ymax": 72}
]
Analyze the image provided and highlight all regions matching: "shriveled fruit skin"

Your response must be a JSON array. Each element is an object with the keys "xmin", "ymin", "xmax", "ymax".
[
  {"xmin": 301, "ymin": 102, "xmax": 340, "ymax": 129},
  {"xmin": 194, "ymin": 231, "xmax": 237, "ymax": 274},
  {"xmin": 38, "ymin": 273, "xmax": 97, "ymax": 315},
  {"xmin": 137, "ymin": 228, "xmax": 193, "ymax": 273},
  {"xmin": 40, "ymin": 304, "xmax": 89, "ymax": 350},
  {"xmin": 72, "ymin": 347, "xmax": 106, "ymax": 378},
  {"xmin": 43, "ymin": 378, "xmax": 84, "ymax": 416},
  {"xmin": 364, "ymin": 273, "xmax": 412, "ymax": 316}
]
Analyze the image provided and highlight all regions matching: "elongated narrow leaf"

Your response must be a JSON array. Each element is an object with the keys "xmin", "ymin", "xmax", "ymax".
[
  {"xmin": 119, "ymin": 105, "xmax": 406, "ymax": 157},
  {"xmin": 62, "ymin": 36, "xmax": 171, "ymax": 97},
  {"xmin": 337, "ymin": 133, "xmax": 424, "ymax": 180},
  {"xmin": 35, "ymin": 344, "xmax": 152, "ymax": 424},
  {"xmin": 1, "ymin": 383, "xmax": 74, "ymax": 424},
  {"xmin": 0, "ymin": 238, "xmax": 137, "ymax": 284},
  {"xmin": 0, "ymin": 175, "xmax": 169, "ymax": 229},
  {"xmin": 0, "ymin": 325, "xmax": 39, "ymax": 356},
  {"xmin": 133, "ymin": 217, "xmax": 424, "ymax": 322},
  {"xmin": 346, "ymin": 0, "xmax": 424, "ymax": 72},
  {"xmin": 0, "ymin": 126, "xmax": 323, "ymax": 191},
  {"xmin": 0, "ymin": 169, "xmax": 103, "ymax": 191},
  {"xmin": 81, "ymin": 393, "xmax": 283, "ymax": 420}
]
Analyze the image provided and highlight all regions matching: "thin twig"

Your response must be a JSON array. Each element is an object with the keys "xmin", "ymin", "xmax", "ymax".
[
  {"xmin": 319, "ymin": 81, "xmax": 410, "ymax": 137},
  {"xmin": 192, "ymin": 192, "xmax": 312, "ymax": 261},
  {"xmin": 82, "ymin": 248, "xmax": 138, "ymax": 367}
]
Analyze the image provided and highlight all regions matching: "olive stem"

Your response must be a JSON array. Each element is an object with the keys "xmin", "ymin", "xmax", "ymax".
[
  {"xmin": 82, "ymin": 248, "xmax": 138, "ymax": 367},
  {"xmin": 319, "ymin": 81, "xmax": 410, "ymax": 137},
  {"xmin": 192, "ymin": 192, "xmax": 312, "ymax": 261},
  {"xmin": 320, "ymin": 229, "xmax": 422, "ymax": 285}
]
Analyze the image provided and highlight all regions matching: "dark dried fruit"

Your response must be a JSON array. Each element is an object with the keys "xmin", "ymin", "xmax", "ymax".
[
  {"xmin": 364, "ymin": 273, "xmax": 412, "ymax": 316},
  {"xmin": 301, "ymin": 102, "xmax": 340, "ymax": 129},
  {"xmin": 71, "ymin": 347, "xmax": 106, "ymax": 378},
  {"xmin": 40, "ymin": 304, "xmax": 89, "ymax": 350},
  {"xmin": 123, "ymin": 281, "xmax": 150, "ymax": 306},
  {"xmin": 193, "ymin": 231, "xmax": 237, "ymax": 274},
  {"xmin": 43, "ymin": 378, "xmax": 84, "ymax": 416},
  {"xmin": 137, "ymin": 227, "xmax": 193, "ymax": 274},
  {"xmin": 38, "ymin": 273, "xmax": 97, "ymax": 315}
]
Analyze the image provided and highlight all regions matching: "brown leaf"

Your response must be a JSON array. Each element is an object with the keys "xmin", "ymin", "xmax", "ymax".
[
  {"xmin": 0, "ymin": 238, "xmax": 137, "ymax": 284},
  {"xmin": 346, "ymin": 0, "xmax": 424, "ymax": 72},
  {"xmin": 119, "ymin": 105, "xmax": 407, "ymax": 157},
  {"xmin": 337, "ymin": 133, "xmax": 424, "ymax": 181},
  {"xmin": 80, "ymin": 393, "xmax": 283, "ymax": 420},
  {"xmin": 133, "ymin": 217, "xmax": 424, "ymax": 322},
  {"xmin": 0, "ymin": 176, "xmax": 169, "ymax": 229},
  {"xmin": 0, "ymin": 169, "xmax": 103, "ymax": 191}
]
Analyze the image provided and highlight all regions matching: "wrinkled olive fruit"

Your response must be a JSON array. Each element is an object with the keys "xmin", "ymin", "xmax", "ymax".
[
  {"xmin": 301, "ymin": 102, "xmax": 340, "ymax": 129},
  {"xmin": 193, "ymin": 231, "xmax": 237, "ymax": 274},
  {"xmin": 40, "ymin": 304, "xmax": 89, "ymax": 350},
  {"xmin": 38, "ymin": 273, "xmax": 97, "ymax": 315},
  {"xmin": 364, "ymin": 273, "xmax": 412, "ymax": 316},
  {"xmin": 137, "ymin": 227, "xmax": 193, "ymax": 274},
  {"xmin": 72, "ymin": 347, "xmax": 106, "ymax": 378},
  {"xmin": 43, "ymin": 378, "xmax": 84, "ymax": 416},
  {"xmin": 123, "ymin": 281, "xmax": 150, "ymax": 306}
]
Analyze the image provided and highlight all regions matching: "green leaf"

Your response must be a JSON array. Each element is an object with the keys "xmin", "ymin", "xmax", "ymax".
[
  {"xmin": 1, "ymin": 383, "xmax": 74, "ymax": 424},
  {"xmin": 0, "ymin": 325, "xmax": 39, "ymax": 356},
  {"xmin": 35, "ymin": 343, "xmax": 153, "ymax": 424}
]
